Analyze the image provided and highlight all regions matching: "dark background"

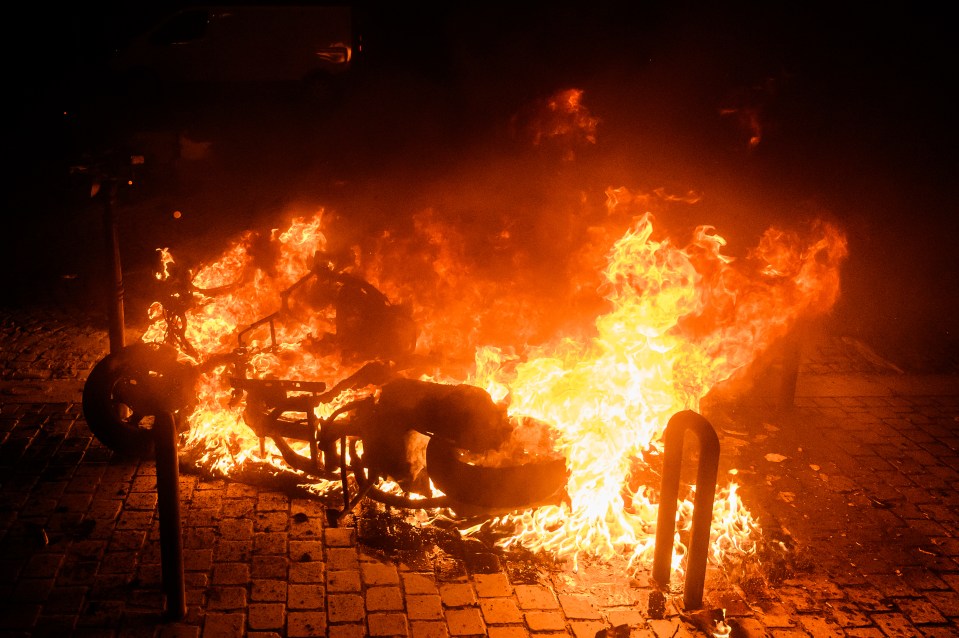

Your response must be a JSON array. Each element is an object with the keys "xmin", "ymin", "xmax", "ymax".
[{"xmin": 5, "ymin": 1, "xmax": 958, "ymax": 373}]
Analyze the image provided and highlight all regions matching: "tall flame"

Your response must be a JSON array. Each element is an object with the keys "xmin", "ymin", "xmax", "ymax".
[{"xmin": 464, "ymin": 209, "xmax": 846, "ymax": 572}]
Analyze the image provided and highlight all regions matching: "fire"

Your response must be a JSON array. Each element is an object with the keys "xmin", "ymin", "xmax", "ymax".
[
  {"xmin": 511, "ymin": 87, "xmax": 600, "ymax": 160},
  {"xmin": 139, "ymin": 203, "xmax": 845, "ymax": 582},
  {"xmin": 464, "ymin": 209, "xmax": 845, "ymax": 573},
  {"xmin": 134, "ymin": 88, "xmax": 848, "ymax": 585}
]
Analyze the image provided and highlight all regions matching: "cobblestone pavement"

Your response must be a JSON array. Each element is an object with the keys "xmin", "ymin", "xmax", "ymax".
[{"xmin": 1, "ymin": 304, "xmax": 958, "ymax": 638}]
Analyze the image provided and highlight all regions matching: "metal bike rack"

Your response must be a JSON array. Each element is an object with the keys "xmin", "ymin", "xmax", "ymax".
[
  {"xmin": 154, "ymin": 412, "xmax": 186, "ymax": 620},
  {"xmin": 77, "ymin": 152, "xmax": 187, "ymax": 615},
  {"xmin": 652, "ymin": 410, "xmax": 720, "ymax": 610}
]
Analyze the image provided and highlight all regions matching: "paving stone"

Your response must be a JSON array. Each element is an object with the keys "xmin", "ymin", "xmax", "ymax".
[
  {"xmin": 252, "ymin": 555, "xmax": 289, "ymax": 580},
  {"xmin": 288, "ymin": 583, "xmax": 326, "ymax": 609},
  {"xmin": 472, "ymin": 573, "xmax": 511, "ymax": 598},
  {"xmin": 894, "ymin": 596, "xmax": 948, "ymax": 624},
  {"xmin": 325, "ymin": 528, "xmax": 355, "ymax": 547},
  {"xmin": 202, "ymin": 612, "xmax": 245, "ymax": 638},
  {"xmin": 869, "ymin": 574, "xmax": 919, "ymax": 597},
  {"xmin": 131, "ymin": 476, "xmax": 157, "ymax": 493},
  {"xmin": 186, "ymin": 509, "xmax": 218, "ymax": 527},
  {"xmin": 328, "ymin": 569, "xmax": 362, "ymax": 592},
  {"xmin": 116, "ymin": 511, "xmax": 153, "ymax": 530},
  {"xmin": 222, "ymin": 500, "xmax": 255, "ymax": 519},
  {"xmin": 647, "ymin": 619, "xmax": 697, "ymax": 638},
  {"xmin": 289, "ymin": 561, "xmax": 326, "ymax": 583},
  {"xmin": 570, "ymin": 620, "xmax": 607, "ymax": 638},
  {"xmin": 411, "ymin": 620, "xmax": 452, "ymax": 638},
  {"xmin": 328, "ymin": 593, "xmax": 366, "ymax": 622},
  {"xmin": 253, "ymin": 532, "xmax": 287, "ymax": 555},
  {"xmin": 290, "ymin": 540, "xmax": 325, "ymax": 562},
  {"xmin": 183, "ymin": 549, "xmax": 213, "ymax": 572},
  {"xmin": 219, "ymin": 518, "xmax": 254, "ymax": 541},
  {"xmin": 252, "ymin": 579, "xmax": 287, "ymax": 602},
  {"xmin": 367, "ymin": 585, "xmax": 404, "ymax": 611},
  {"xmin": 327, "ymin": 546, "xmax": 360, "ymax": 570},
  {"xmin": 44, "ymin": 584, "xmax": 88, "ymax": 614},
  {"xmin": 159, "ymin": 623, "xmax": 200, "ymax": 638},
  {"xmin": 108, "ymin": 531, "xmax": 146, "ymax": 553},
  {"xmin": 23, "ymin": 553, "xmax": 64, "ymax": 579},
  {"xmin": 207, "ymin": 586, "xmax": 248, "ymax": 610},
  {"xmin": 525, "ymin": 611, "xmax": 567, "ymax": 631},
  {"xmin": 254, "ymin": 511, "xmax": 288, "ymax": 533},
  {"xmin": 479, "ymin": 597, "xmax": 523, "ymax": 624},
  {"xmin": 225, "ymin": 482, "xmax": 257, "ymax": 499},
  {"xmin": 328, "ymin": 623, "xmax": 367, "ymax": 638},
  {"xmin": 558, "ymin": 593, "xmax": 602, "ymax": 620},
  {"xmin": 407, "ymin": 594, "xmax": 444, "ymax": 620},
  {"xmin": 843, "ymin": 586, "xmax": 888, "ymax": 611},
  {"xmin": 256, "ymin": 493, "xmax": 289, "ymax": 512},
  {"xmin": 215, "ymin": 539, "xmax": 252, "ymax": 562},
  {"xmin": 870, "ymin": 612, "xmax": 920, "ymax": 637},
  {"xmin": 248, "ymin": 603, "xmax": 285, "ymax": 630},
  {"xmin": 605, "ymin": 609, "xmax": 645, "ymax": 628},
  {"xmin": 829, "ymin": 602, "xmax": 872, "ymax": 628},
  {"xmin": 439, "ymin": 583, "xmax": 476, "ymax": 607},
  {"xmin": 289, "ymin": 514, "xmax": 324, "ymax": 540},
  {"xmin": 798, "ymin": 615, "xmax": 844, "ymax": 637},
  {"xmin": 925, "ymin": 590, "xmax": 959, "ymax": 617},
  {"xmin": 184, "ymin": 528, "xmax": 216, "ymax": 550},
  {"xmin": 212, "ymin": 563, "xmax": 251, "ymax": 585},
  {"xmin": 369, "ymin": 612, "xmax": 410, "ymax": 636},
  {"xmin": 125, "ymin": 492, "xmax": 158, "ymax": 510},
  {"xmin": 514, "ymin": 585, "xmax": 559, "ymax": 610},
  {"xmin": 444, "ymin": 607, "xmax": 486, "ymax": 636},
  {"xmin": 404, "ymin": 572, "xmax": 440, "ymax": 595},
  {"xmin": 363, "ymin": 561, "xmax": 401, "ymax": 586},
  {"xmin": 287, "ymin": 611, "xmax": 327, "ymax": 637}
]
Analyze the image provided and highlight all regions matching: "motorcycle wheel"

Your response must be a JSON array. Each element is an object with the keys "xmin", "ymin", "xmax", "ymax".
[
  {"xmin": 82, "ymin": 342, "xmax": 191, "ymax": 458},
  {"xmin": 425, "ymin": 437, "xmax": 568, "ymax": 513}
]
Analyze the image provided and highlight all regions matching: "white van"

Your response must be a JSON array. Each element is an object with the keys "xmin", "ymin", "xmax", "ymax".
[{"xmin": 110, "ymin": 4, "xmax": 354, "ymax": 90}]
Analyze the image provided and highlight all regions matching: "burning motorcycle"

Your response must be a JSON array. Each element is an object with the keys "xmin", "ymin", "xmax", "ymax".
[{"xmin": 82, "ymin": 249, "xmax": 569, "ymax": 518}]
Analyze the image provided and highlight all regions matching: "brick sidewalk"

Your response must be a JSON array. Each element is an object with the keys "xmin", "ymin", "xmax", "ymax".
[{"xmin": 1, "ymin": 306, "xmax": 958, "ymax": 637}]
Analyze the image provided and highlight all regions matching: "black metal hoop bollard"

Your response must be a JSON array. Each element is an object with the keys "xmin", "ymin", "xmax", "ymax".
[
  {"xmin": 651, "ymin": 410, "xmax": 720, "ymax": 610},
  {"xmin": 154, "ymin": 412, "xmax": 186, "ymax": 620}
]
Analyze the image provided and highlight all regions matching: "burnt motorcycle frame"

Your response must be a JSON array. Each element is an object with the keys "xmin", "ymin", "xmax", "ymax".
[{"xmin": 82, "ymin": 252, "xmax": 569, "ymax": 521}]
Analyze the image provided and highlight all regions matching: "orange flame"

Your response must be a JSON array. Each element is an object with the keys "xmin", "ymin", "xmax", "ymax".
[
  {"xmin": 141, "ymin": 186, "xmax": 846, "ymax": 580},
  {"xmin": 463, "ymin": 210, "xmax": 845, "ymax": 572}
]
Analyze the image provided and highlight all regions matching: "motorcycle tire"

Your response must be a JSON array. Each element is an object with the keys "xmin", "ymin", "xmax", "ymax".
[
  {"xmin": 425, "ymin": 437, "xmax": 568, "ymax": 512},
  {"xmin": 82, "ymin": 342, "xmax": 193, "ymax": 458}
]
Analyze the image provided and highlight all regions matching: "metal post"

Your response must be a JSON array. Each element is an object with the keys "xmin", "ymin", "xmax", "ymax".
[
  {"xmin": 154, "ymin": 412, "xmax": 186, "ymax": 620},
  {"xmin": 779, "ymin": 331, "xmax": 802, "ymax": 411},
  {"xmin": 652, "ymin": 410, "xmax": 720, "ymax": 610},
  {"xmin": 102, "ymin": 178, "xmax": 126, "ymax": 354}
]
